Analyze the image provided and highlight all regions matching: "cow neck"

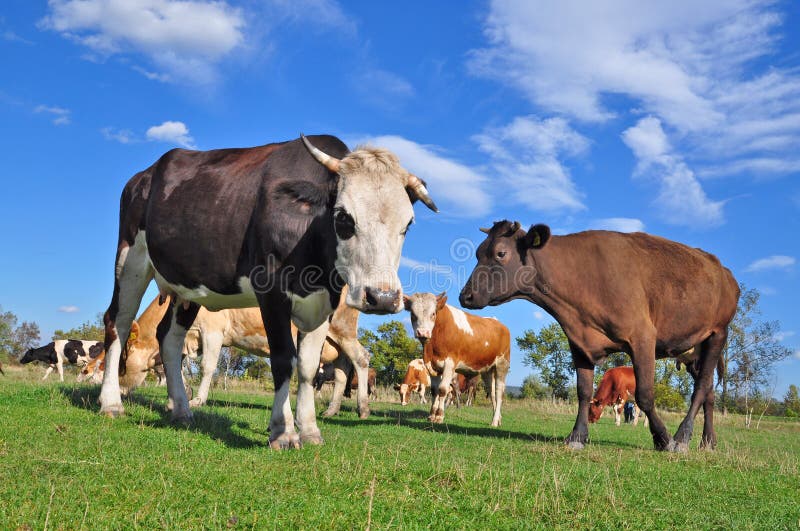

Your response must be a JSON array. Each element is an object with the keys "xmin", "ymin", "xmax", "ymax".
[
  {"xmin": 137, "ymin": 297, "xmax": 171, "ymax": 338},
  {"xmin": 524, "ymin": 235, "xmax": 578, "ymax": 321},
  {"xmin": 427, "ymin": 304, "xmax": 452, "ymax": 355}
]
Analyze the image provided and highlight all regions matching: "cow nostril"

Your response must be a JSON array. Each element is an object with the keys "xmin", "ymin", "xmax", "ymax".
[{"xmin": 365, "ymin": 288, "xmax": 378, "ymax": 307}]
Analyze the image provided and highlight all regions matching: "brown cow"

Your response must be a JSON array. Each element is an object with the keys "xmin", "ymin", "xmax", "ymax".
[
  {"xmin": 446, "ymin": 373, "xmax": 479, "ymax": 408},
  {"xmin": 589, "ymin": 366, "xmax": 648, "ymax": 427},
  {"xmin": 460, "ymin": 221, "xmax": 739, "ymax": 451},
  {"xmin": 404, "ymin": 292, "xmax": 510, "ymax": 426},
  {"xmin": 394, "ymin": 358, "xmax": 431, "ymax": 405}
]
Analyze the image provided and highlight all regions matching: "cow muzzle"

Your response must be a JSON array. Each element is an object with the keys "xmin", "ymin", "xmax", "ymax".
[{"xmin": 363, "ymin": 287, "xmax": 401, "ymax": 314}]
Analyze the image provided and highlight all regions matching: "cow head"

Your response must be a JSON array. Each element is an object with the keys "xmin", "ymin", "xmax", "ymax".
[
  {"xmin": 118, "ymin": 320, "xmax": 156, "ymax": 396},
  {"xmin": 302, "ymin": 135, "xmax": 438, "ymax": 314},
  {"xmin": 459, "ymin": 220, "xmax": 551, "ymax": 309},
  {"xmin": 403, "ymin": 292, "xmax": 447, "ymax": 345},
  {"xmin": 19, "ymin": 342, "xmax": 57, "ymax": 365},
  {"xmin": 588, "ymin": 399, "xmax": 604, "ymax": 423},
  {"xmin": 394, "ymin": 383, "xmax": 412, "ymax": 405}
]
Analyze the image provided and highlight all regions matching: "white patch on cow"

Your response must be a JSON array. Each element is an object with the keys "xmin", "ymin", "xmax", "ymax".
[
  {"xmin": 288, "ymin": 289, "xmax": 333, "ymax": 333},
  {"xmin": 409, "ymin": 358, "xmax": 426, "ymax": 371},
  {"xmin": 447, "ymin": 305, "xmax": 473, "ymax": 335},
  {"xmin": 484, "ymin": 341, "xmax": 489, "ymax": 347},
  {"xmin": 153, "ymin": 270, "xmax": 258, "ymax": 311}
]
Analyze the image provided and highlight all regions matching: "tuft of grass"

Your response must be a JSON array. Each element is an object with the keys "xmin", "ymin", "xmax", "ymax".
[{"xmin": 0, "ymin": 378, "xmax": 798, "ymax": 529}]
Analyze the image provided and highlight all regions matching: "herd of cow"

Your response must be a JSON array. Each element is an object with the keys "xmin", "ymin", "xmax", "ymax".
[{"xmin": 15, "ymin": 134, "xmax": 739, "ymax": 453}]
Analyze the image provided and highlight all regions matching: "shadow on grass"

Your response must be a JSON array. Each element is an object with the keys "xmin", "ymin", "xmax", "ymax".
[{"xmin": 59, "ymin": 386, "xmax": 264, "ymax": 449}]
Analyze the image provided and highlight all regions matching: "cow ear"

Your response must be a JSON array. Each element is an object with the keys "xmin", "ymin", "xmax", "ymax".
[
  {"xmin": 524, "ymin": 224, "xmax": 551, "ymax": 249},
  {"xmin": 128, "ymin": 321, "xmax": 140, "ymax": 343},
  {"xmin": 403, "ymin": 294, "xmax": 412, "ymax": 311},
  {"xmin": 435, "ymin": 292, "xmax": 448, "ymax": 310}
]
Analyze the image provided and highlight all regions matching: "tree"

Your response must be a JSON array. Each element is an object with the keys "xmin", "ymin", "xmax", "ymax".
[
  {"xmin": 52, "ymin": 313, "xmax": 105, "ymax": 342},
  {"xmin": 516, "ymin": 323, "xmax": 574, "ymax": 400},
  {"xmin": 721, "ymin": 285, "xmax": 793, "ymax": 414},
  {"xmin": 520, "ymin": 374, "xmax": 550, "ymax": 400},
  {"xmin": 359, "ymin": 321, "xmax": 421, "ymax": 385},
  {"xmin": 0, "ymin": 307, "xmax": 41, "ymax": 363},
  {"xmin": 784, "ymin": 385, "xmax": 800, "ymax": 418}
]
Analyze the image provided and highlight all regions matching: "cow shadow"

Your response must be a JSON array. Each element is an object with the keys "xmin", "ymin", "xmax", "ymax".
[
  {"xmin": 203, "ymin": 398, "xmax": 269, "ymax": 411},
  {"xmin": 320, "ymin": 407, "xmax": 561, "ymax": 444},
  {"xmin": 59, "ymin": 386, "xmax": 264, "ymax": 449}
]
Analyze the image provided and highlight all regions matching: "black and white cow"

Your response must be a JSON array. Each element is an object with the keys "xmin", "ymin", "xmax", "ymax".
[
  {"xmin": 20, "ymin": 340, "xmax": 104, "ymax": 381},
  {"xmin": 99, "ymin": 134, "xmax": 437, "ymax": 449}
]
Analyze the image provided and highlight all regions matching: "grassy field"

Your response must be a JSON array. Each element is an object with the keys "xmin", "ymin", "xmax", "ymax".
[{"xmin": 1, "ymin": 369, "xmax": 798, "ymax": 530}]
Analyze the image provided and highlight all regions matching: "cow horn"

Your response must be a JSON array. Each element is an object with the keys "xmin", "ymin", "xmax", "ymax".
[
  {"xmin": 301, "ymin": 134, "xmax": 341, "ymax": 173},
  {"xmin": 510, "ymin": 221, "xmax": 520, "ymax": 233},
  {"xmin": 407, "ymin": 173, "xmax": 439, "ymax": 213},
  {"xmin": 479, "ymin": 227, "xmax": 490, "ymax": 234}
]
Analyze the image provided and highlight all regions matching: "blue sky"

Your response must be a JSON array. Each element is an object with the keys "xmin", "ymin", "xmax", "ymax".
[{"xmin": 1, "ymin": 1, "xmax": 799, "ymax": 394}]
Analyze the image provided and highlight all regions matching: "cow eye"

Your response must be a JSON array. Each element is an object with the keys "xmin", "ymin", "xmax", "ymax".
[
  {"xmin": 401, "ymin": 218, "xmax": 413, "ymax": 236},
  {"xmin": 496, "ymin": 250, "xmax": 507, "ymax": 259},
  {"xmin": 334, "ymin": 209, "xmax": 356, "ymax": 240}
]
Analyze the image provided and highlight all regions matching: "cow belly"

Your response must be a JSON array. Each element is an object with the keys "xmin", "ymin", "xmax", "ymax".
[{"xmin": 153, "ymin": 270, "xmax": 258, "ymax": 311}]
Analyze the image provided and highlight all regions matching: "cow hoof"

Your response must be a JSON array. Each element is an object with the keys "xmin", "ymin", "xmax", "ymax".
[
  {"xmin": 269, "ymin": 433, "xmax": 301, "ymax": 450},
  {"xmin": 171, "ymin": 413, "xmax": 193, "ymax": 428},
  {"xmin": 100, "ymin": 406, "xmax": 125, "ymax": 418},
  {"xmin": 358, "ymin": 407, "xmax": 370, "ymax": 419},
  {"xmin": 300, "ymin": 433, "xmax": 325, "ymax": 446},
  {"xmin": 188, "ymin": 398, "xmax": 205, "ymax": 408},
  {"xmin": 566, "ymin": 441, "xmax": 585, "ymax": 451},
  {"xmin": 668, "ymin": 441, "xmax": 689, "ymax": 453},
  {"xmin": 321, "ymin": 408, "xmax": 339, "ymax": 418}
]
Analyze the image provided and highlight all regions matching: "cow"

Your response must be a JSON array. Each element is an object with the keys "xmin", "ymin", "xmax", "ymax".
[
  {"xmin": 20, "ymin": 340, "xmax": 104, "ymax": 381},
  {"xmin": 77, "ymin": 354, "xmax": 106, "ymax": 384},
  {"xmin": 404, "ymin": 292, "xmax": 511, "ymax": 426},
  {"xmin": 588, "ymin": 366, "xmax": 647, "ymax": 427},
  {"xmin": 122, "ymin": 287, "xmax": 373, "ymax": 417},
  {"xmin": 99, "ymin": 134, "xmax": 437, "ymax": 449},
  {"xmin": 459, "ymin": 221, "xmax": 739, "ymax": 451},
  {"xmin": 447, "ymin": 373, "xmax": 479, "ymax": 408},
  {"xmin": 314, "ymin": 362, "xmax": 377, "ymax": 400},
  {"xmin": 394, "ymin": 358, "xmax": 431, "ymax": 405}
]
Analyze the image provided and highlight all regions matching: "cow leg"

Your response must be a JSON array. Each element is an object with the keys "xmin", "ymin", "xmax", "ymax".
[
  {"xmin": 295, "ymin": 320, "xmax": 329, "ymax": 446},
  {"xmin": 42, "ymin": 365, "xmax": 54, "ymax": 381},
  {"xmin": 429, "ymin": 360, "xmax": 454, "ymax": 423},
  {"xmin": 57, "ymin": 359, "xmax": 64, "ymax": 382},
  {"xmin": 418, "ymin": 384, "xmax": 427, "ymax": 404},
  {"xmin": 340, "ymin": 341, "xmax": 371, "ymax": 418},
  {"xmin": 99, "ymin": 235, "xmax": 154, "ymax": 417},
  {"xmin": 565, "ymin": 350, "xmax": 593, "ymax": 450},
  {"xmin": 189, "ymin": 331, "xmax": 224, "ymax": 408},
  {"xmin": 322, "ymin": 354, "xmax": 351, "ymax": 418},
  {"xmin": 614, "ymin": 402, "xmax": 622, "ymax": 426},
  {"xmin": 675, "ymin": 331, "xmax": 726, "ymax": 451},
  {"xmin": 157, "ymin": 302, "xmax": 200, "ymax": 425},
  {"xmin": 491, "ymin": 358, "xmax": 509, "ymax": 427},
  {"xmin": 630, "ymin": 338, "xmax": 672, "ymax": 450}
]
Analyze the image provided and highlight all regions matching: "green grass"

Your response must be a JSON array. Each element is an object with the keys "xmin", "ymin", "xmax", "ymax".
[{"xmin": 1, "ymin": 374, "xmax": 798, "ymax": 530}]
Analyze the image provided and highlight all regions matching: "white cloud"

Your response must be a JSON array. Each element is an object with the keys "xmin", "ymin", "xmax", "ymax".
[
  {"xmin": 794, "ymin": 350, "xmax": 800, "ymax": 361},
  {"xmin": 40, "ymin": 0, "xmax": 244, "ymax": 85},
  {"xmin": 590, "ymin": 218, "xmax": 645, "ymax": 233},
  {"xmin": 473, "ymin": 116, "xmax": 588, "ymax": 214},
  {"xmin": 359, "ymin": 135, "xmax": 491, "ymax": 217},
  {"xmin": 101, "ymin": 126, "xmax": 136, "ymax": 144},
  {"xmin": 58, "ymin": 305, "xmax": 79, "ymax": 313},
  {"xmin": 470, "ymin": 1, "xmax": 800, "ymax": 180},
  {"xmin": 34, "ymin": 104, "xmax": 71, "ymax": 125},
  {"xmin": 622, "ymin": 116, "xmax": 724, "ymax": 227},
  {"xmin": 745, "ymin": 255, "xmax": 795, "ymax": 273},
  {"xmin": 146, "ymin": 121, "xmax": 195, "ymax": 149}
]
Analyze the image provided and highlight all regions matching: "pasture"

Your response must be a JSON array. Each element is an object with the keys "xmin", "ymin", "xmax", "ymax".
[{"xmin": 1, "ymin": 374, "xmax": 798, "ymax": 529}]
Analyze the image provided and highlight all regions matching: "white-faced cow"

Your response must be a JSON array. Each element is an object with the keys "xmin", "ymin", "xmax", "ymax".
[
  {"xmin": 99, "ymin": 134, "xmax": 437, "ymax": 449},
  {"xmin": 404, "ymin": 292, "xmax": 510, "ymax": 426},
  {"xmin": 20, "ymin": 340, "xmax": 104, "ymax": 381},
  {"xmin": 588, "ymin": 366, "xmax": 648, "ymax": 427},
  {"xmin": 394, "ymin": 358, "xmax": 431, "ymax": 405},
  {"xmin": 460, "ymin": 221, "xmax": 739, "ymax": 451}
]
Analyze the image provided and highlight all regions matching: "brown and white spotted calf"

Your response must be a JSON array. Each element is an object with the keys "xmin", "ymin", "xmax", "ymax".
[
  {"xmin": 588, "ymin": 366, "xmax": 647, "ymax": 427},
  {"xmin": 404, "ymin": 292, "xmax": 510, "ymax": 426},
  {"xmin": 394, "ymin": 358, "xmax": 432, "ymax": 405}
]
